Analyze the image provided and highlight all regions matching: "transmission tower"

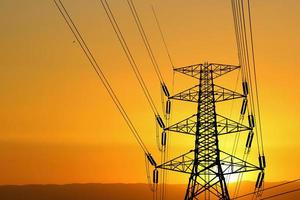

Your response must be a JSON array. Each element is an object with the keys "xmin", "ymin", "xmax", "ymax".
[{"xmin": 154, "ymin": 62, "xmax": 265, "ymax": 200}]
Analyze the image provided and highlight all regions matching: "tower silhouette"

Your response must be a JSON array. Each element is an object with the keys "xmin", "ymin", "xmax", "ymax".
[{"xmin": 156, "ymin": 62, "xmax": 264, "ymax": 200}]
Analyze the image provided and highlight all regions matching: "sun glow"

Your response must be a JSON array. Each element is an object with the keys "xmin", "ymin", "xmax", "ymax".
[{"xmin": 226, "ymin": 174, "xmax": 240, "ymax": 183}]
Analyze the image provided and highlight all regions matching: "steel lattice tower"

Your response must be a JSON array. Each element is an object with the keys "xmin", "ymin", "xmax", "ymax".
[{"xmin": 156, "ymin": 62, "xmax": 263, "ymax": 200}]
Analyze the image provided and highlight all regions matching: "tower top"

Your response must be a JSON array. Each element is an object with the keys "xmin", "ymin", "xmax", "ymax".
[{"xmin": 174, "ymin": 62, "xmax": 240, "ymax": 79}]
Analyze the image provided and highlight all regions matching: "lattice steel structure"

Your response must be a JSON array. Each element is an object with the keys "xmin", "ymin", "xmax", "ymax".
[{"xmin": 156, "ymin": 62, "xmax": 263, "ymax": 200}]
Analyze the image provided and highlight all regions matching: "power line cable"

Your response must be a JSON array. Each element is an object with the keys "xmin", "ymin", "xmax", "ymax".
[
  {"xmin": 233, "ymin": 178, "xmax": 300, "ymax": 199},
  {"xmin": 231, "ymin": 0, "xmax": 245, "ymax": 81},
  {"xmin": 127, "ymin": 0, "xmax": 164, "ymax": 84},
  {"xmin": 100, "ymin": 0, "xmax": 159, "ymax": 116},
  {"xmin": 151, "ymin": 5, "xmax": 174, "ymax": 69},
  {"xmin": 53, "ymin": 0, "xmax": 150, "ymax": 154},
  {"xmin": 230, "ymin": 1, "xmax": 266, "ymax": 198},
  {"xmin": 260, "ymin": 188, "xmax": 300, "ymax": 200},
  {"xmin": 247, "ymin": 0, "xmax": 265, "ymax": 155},
  {"xmin": 126, "ymin": 2, "xmax": 170, "ymax": 199}
]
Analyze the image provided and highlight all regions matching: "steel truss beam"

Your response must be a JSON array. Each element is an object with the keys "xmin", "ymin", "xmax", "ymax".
[
  {"xmin": 174, "ymin": 63, "xmax": 240, "ymax": 80},
  {"xmin": 156, "ymin": 149, "xmax": 261, "ymax": 175},
  {"xmin": 165, "ymin": 114, "xmax": 251, "ymax": 136},
  {"xmin": 170, "ymin": 84, "xmax": 245, "ymax": 103}
]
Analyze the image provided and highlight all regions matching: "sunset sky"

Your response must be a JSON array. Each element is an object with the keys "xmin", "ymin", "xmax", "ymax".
[{"xmin": 0, "ymin": 0, "xmax": 299, "ymax": 185}]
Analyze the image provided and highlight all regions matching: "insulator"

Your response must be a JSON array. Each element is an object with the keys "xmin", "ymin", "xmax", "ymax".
[
  {"xmin": 147, "ymin": 154, "xmax": 157, "ymax": 166},
  {"xmin": 166, "ymin": 100, "xmax": 171, "ymax": 115},
  {"xmin": 231, "ymin": 157, "xmax": 233, "ymax": 172},
  {"xmin": 255, "ymin": 171, "xmax": 265, "ymax": 188},
  {"xmin": 259, "ymin": 155, "xmax": 266, "ymax": 169},
  {"xmin": 262, "ymin": 156, "xmax": 266, "ymax": 168},
  {"xmin": 153, "ymin": 169, "xmax": 159, "ymax": 184},
  {"xmin": 246, "ymin": 131, "xmax": 254, "ymax": 148},
  {"xmin": 242, "ymin": 81, "xmax": 249, "ymax": 96},
  {"xmin": 161, "ymin": 131, "xmax": 167, "ymax": 146},
  {"xmin": 161, "ymin": 83, "xmax": 170, "ymax": 97},
  {"xmin": 248, "ymin": 114, "xmax": 255, "ymax": 128},
  {"xmin": 156, "ymin": 115, "xmax": 165, "ymax": 129},
  {"xmin": 240, "ymin": 99, "xmax": 248, "ymax": 115}
]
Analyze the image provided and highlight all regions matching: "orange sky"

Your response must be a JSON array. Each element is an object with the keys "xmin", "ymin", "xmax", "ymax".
[{"xmin": 0, "ymin": 0, "xmax": 299, "ymax": 185}]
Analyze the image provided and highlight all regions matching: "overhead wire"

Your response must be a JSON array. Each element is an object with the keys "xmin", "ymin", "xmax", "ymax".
[
  {"xmin": 234, "ymin": 1, "xmax": 256, "ymax": 137},
  {"xmin": 233, "ymin": 178, "xmax": 300, "ymax": 199},
  {"xmin": 99, "ymin": 0, "xmax": 159, "ymax": 116},
  {"xmin": 229, "ymin": 0, "xmax": 246, "ymax": 166},
  {"xmin": 127, "ymin": 0, "xmax": 165, "ymax": 148},
  {"xmin": 230, "ymin": 0, "xmax": 266, "ymax": 198},
  {"xmin": 228, "ymin": 0, "xmax": 248, "ymax": 189},
  {"xmin": 127, "ymin": 0, "xmax": 164, "ymax": 84},
  {"xmin": 149, "ymin": 5, "xmax": 177, "ymax": 200},
  {"xmin": 100, "ymin": 1, "xmax": 173, "ymax": 199},
  {"xmin": 151, "ymin": 6, "xmax": 174, "ymax": 69},
  {"xmin": 125, "ymin": 2, "xmax": 170, "ymax": 199},
  {"xmin": 235, "ymin": 0, "xmax": 256, "ymax": 120},
  {"xmin": 233, "ymin": 1, "xmax": 252, "ymax": 197},
  {"xmin": 97, "ymin": 2, "xmax": 166, "ymax": 196},
  {"xmin": 237, "ymin": 2, "xmax": 266, "ymax": 198},
  {"xmin": 239, "ymin": 0, "xmax": 262, "ymax": 156},
  {"xmin": 239, "ymin": 0, "xmax": 265, "ymax": 158},
  {"xmin": 231, "ymin": 0, "xmax": 246, "ymax": 81},
  {"xmin": 231, "ymin": 0, "xmax": 249, "ymax": 159},
  {"xmin": 247, "ymin": 0, "xmax": 265, "ymax": 155},
  {"xmin": 53, "ymin": 0, "xmax": 150, "ymax": 155},
  {"xmin": 260, "ymin": 188, "xmax": 300, "ymax": 200}
]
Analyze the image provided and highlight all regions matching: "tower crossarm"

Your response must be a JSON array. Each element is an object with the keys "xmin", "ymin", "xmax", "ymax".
[
  {"xmin": 156, "ymin": 150, "xmax": 217, "ymax": 175},
  {"xmin": 170, "ymin": 84, "xmax": 245, "ymax": 103},
  {"xmin": 214, "ymin": 85, "xmax": 245, "ymax": 102},
  {"xmin": 156, "ymin": 150, "xmax": 261, "ymax": 175},
  {"xmin": 156, "ymin": 150, "xmax": 195, "ymax": 174},
  {"xmin": 165, "ymin": 114, "xmax": 251, "ymax": 136},
  {"xmin": 219, "ymin": 151, "xmax": 262, "ymax": 175},
  {"xmin": 216, "ymin": 114, "xmax": 252, "ymax": 135},
  {"xmin": 174, "ymin": 63, "xmax": 240, "ymax": 79}
]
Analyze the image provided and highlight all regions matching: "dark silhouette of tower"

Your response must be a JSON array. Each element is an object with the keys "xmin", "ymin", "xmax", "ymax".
[{"xmin": 156, "ymin": 62, "xmax": 263, "ymax": 200}]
